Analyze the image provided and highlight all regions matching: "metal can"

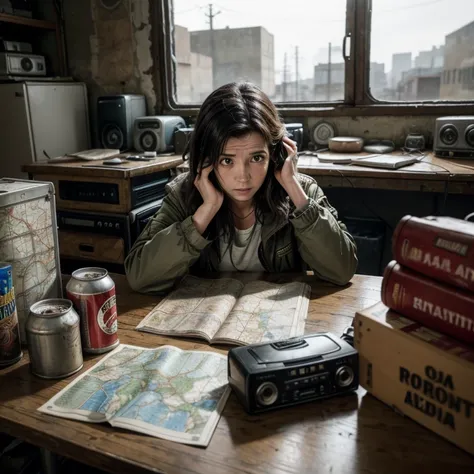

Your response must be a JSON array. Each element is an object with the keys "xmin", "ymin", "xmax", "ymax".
[
  {"xmin": 26, "ymin": 299, "xmax": 83, "ymax": 379},
  {"xmin": 66, "ymin": 267, "xmax": 119, "ymax": 354},
  {"xmin": 0, "ymin": 262, "xmax": 22, "ymax": 368}
]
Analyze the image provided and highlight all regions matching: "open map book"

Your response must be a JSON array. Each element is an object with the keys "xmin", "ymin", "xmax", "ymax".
[
  {"xmin": 38, "ymin": 344, "xmax": 230, "ymax": 447},
  {"xmin": 136, "ymin": 275, "xmax": 311, "ymax": 346}
]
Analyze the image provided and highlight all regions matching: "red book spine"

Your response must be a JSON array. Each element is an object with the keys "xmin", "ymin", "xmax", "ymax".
[
  {"xmin": 381, "ymin": 261, "xmax": 474, "ymax": 345},
  {"xmin": 392, "ymin": 215, "xmax": 474, "ymax": 292}
]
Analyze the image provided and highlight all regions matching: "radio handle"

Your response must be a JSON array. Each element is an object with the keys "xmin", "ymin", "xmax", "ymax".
[{"xmin": 271, "ymin": 338, "xmax": 308, "ymax": 350}]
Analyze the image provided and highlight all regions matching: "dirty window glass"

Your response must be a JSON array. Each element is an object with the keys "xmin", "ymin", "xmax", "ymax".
[
  {"xmin": 172, "ymin": 0, "xmax": 348, "ymax": 103},
  {"xmin": 370, "ymin": 0, "xmax": 474, "ymax": 102}
]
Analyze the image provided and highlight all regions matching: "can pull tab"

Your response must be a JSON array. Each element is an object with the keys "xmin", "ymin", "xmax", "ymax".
[{"xmin": 271, "ymin": 337, "xmax": 308, "ymax": 351}]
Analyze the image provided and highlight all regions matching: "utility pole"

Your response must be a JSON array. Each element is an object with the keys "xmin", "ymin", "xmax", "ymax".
[
  {"xmin": 327, "ymin": 42, "xmax": 332, "ymax": 101},
  {"xmin": 205, "ymin": 4, "xmax": 220, "ymax": 88},
  {"xmin": 282, "ymin": 52, "xmax": 288, "ymax": 101},
  {"xmin": 295, "ymin": 46, "xmax": 299, "ymax": 101}
]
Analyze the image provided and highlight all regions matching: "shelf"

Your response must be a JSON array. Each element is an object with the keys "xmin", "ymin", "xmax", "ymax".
[{"xmin": 0, "ymin": 12, "xmax": 56, "ymax": 30}]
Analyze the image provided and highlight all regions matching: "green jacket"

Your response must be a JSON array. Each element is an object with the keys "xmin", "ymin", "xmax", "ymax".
[{"xmin": 124, "ymin": 172, "xmax": 358, "ymax": 294}]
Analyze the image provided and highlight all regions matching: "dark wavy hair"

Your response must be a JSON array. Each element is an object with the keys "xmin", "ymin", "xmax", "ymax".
[{"xmin": 182, "ymin": 81, "xmax": 288, "ymax": 244}]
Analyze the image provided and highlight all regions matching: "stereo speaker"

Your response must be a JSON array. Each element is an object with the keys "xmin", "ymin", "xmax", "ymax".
[
  {"xmin": 433, "ymin": 116, "xmax": 474, "ymax": 159},
  {"xmin": 133, "ymin": 116, "xmax": 186, "ymax": 153},
  {"xmin": 97, "ymin": 94, "xmax": 146, "ymax": 151}
]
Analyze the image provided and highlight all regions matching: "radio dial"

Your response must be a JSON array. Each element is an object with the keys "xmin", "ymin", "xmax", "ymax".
[
  {"xmin": 465, "ymin": 125, "xmax": 474, "ymax": 148},
  {"xmin": 439, "ymin": 124, "xmax": 458, "ymax": 146},
  {"xmin": 256, "ymin": 381, "xmax": 278, "ymax": 406},
  {"xmin": 335, "ymin": 366, "xmax": 354, "ymax": 388},
  {"xmin": 98, "ymin": 221, "xmax": 102, "ymax": 227}
]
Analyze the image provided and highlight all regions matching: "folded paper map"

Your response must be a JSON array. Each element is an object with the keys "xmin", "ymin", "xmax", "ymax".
[
  {"xmin": 38, "ymin": 344, "xmax": 230, "ymax": 447},
  {"xmin": 136, "ymin": 275, "xmax": 310, "ymax": 346}
]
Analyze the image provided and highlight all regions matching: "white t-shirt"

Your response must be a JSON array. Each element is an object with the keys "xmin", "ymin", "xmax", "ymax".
[{"xmin": 218, "ymin": 221, "xmax": 265, "ymax": 272}]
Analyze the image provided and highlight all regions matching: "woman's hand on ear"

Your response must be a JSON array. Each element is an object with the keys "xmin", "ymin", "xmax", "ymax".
[
  {"xmin": 274, "ymin": 137, "xmax": 298, "ymax": 189},
  {"xmin": 192, "ymin": 165, "xmax": 224, "ymax": 235},
  {"xmin": 194, "ymin": 165, "xmax": 224, "ymax": 210},
  {"xmin": 274, "ymin": 137, "xmax": 309, "ymax": 210}
]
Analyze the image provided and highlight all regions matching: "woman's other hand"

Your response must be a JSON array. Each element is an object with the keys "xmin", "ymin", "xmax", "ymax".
[{"xmin": 274, "ymin": 137, "xmax": 309, "ymax": 210}]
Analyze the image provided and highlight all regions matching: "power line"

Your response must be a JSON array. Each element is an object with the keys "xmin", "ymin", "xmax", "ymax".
[
  {"xmin": 295, "ymin": 46, "xmax": 299, "ymax": 101},
  {"xmin": 178, "ymin": 0, "xmax": 449, "ymax": 24},
  {"xmin": 205, "ymin": 3, "xmax": 221, "ymax": 29},
  {"xmin": 205, "ymin": 4, "xmax": 221, "ymax": 89},
  {"xmin": 282, "ymin": 52, "xmax": 288, "ymax": 101},
  {"xmin": 174, "ymin": 5, "xmax": 205, "ymax": 15},
  {"xmin": 376, "ymin": 0, "xmax": 447, "ymax": 14}
]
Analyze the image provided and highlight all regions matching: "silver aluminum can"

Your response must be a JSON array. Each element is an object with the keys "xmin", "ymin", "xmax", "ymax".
[
  {"xmin": 66, "ymin": 267, "xmax": 119, "ymax": 354},
  {"xmin": 26, "ymin": 299, "xmax": 83, "ymax": 379}
]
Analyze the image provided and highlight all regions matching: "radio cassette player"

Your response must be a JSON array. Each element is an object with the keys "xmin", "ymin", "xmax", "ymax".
[{"xmin": 228, "ymin": 332, "xmax": 358, "ymax": 414}]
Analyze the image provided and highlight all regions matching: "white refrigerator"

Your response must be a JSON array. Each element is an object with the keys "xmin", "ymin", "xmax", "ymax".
[{"xmin": 0, "ymin": 81, "xmax": 91, "ymax": 178}]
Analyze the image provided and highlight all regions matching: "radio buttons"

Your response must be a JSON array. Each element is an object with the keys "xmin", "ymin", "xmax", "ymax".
[{"xmin": 289, "ymin": 366, "xmax": 317, "ymax": 377}]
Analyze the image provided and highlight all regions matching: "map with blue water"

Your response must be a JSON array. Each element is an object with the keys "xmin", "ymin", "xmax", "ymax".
[{"xmin": 38, "ymin": 344, "xmax": 230, "ymax": 447}]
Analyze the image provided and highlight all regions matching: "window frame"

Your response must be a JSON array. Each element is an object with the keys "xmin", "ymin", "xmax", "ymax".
[{"xmin": 152, "ymin": 0, "xmax": 474, "ymax": 117}]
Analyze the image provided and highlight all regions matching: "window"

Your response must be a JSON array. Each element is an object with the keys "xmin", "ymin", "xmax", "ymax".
[
  {"xmin": 171, "ymin": 0, "xmax": 350, "ymax": 104},
  {"xmin": 369, "ymin": 0, "xmax": 474, "ymax": 103},
  {"xmin": 154, "ymin": 0, "xmax": 474, "ymax": 114}
]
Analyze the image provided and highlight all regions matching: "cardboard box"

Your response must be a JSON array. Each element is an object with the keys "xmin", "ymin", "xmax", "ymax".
[{"xmin": 354, "ymin": 302, "xmax": 474, "ymax": 456}]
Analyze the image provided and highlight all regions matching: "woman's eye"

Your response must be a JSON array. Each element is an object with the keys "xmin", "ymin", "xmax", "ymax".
[
  {"xmin": 252, "ymin": 155, "xmax": 265, "ymax": 163},
  {"xmin": 219, "ymin": 157, "xmax": 233, "ymax": 166}
]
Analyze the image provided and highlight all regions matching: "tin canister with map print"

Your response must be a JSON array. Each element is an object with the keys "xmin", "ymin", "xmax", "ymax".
[
  {"xmin": 26, "ymin": 299, "xmax": 83, "ymax": 378},
  {"xmin": 0, "ymin": 262, "xmax": 23, "ymax": 368},
  {"xmin": 66, "ymin": 267, "xmax": 119, "ymax": 354},
  {"xmin": 0, "ymin": 179, "xmax": 63, "ymax": 346}
]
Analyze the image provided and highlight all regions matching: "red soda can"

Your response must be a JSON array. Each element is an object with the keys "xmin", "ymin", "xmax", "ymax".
[{"xmin": 66, "ymin": 267, "xmax": 119, "ymax": 354}]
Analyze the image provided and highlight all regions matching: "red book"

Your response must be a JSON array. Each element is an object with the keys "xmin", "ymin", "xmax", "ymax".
[
  {"xmin": 382, "ymin": 260, "xmax": 474, "ymax": 345},
  {"xmin": 392, "ymin": 215, "xmax": 474, "ymax": 292}
]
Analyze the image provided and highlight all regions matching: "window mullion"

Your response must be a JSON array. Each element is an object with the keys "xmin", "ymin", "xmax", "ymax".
[
  {"xmin": 344, "ymin": 0, "xmax": 356, "ymax": 105},
  {"xmin": 353, "ymin": 0, "xmax": 371, "ymax": 105}
]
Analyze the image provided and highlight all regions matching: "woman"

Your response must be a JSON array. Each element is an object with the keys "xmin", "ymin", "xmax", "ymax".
[{"xmin": 125, "ymin": 82, "xmax": 358, "ymax": 294}]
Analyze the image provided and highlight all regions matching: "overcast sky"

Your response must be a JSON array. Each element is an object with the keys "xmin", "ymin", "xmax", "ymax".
[{"xmin": 174, "ymin": 0, "xmax": 473, "ymax": 81}]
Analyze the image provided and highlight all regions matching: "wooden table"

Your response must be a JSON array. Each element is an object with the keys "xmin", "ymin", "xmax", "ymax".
[{"xmin": 1, "ymin": 274, "xmax": 473, "ymax": 474}]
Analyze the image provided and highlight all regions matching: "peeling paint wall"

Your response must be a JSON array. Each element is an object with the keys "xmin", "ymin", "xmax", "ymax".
[{"xmin": 63, "ymin": 0, "xmax": 156, "ymax": 145}]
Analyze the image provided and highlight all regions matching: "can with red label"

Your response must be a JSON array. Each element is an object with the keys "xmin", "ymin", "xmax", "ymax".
[{"xmin": 66, "ymin": 267, "xmax": 119, "ymax": 354}]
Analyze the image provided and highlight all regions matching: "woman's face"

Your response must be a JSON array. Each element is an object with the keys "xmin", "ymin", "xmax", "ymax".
[{"xmin": 214, "ymin": 132, "xmax": 270, "ymax": 205}]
